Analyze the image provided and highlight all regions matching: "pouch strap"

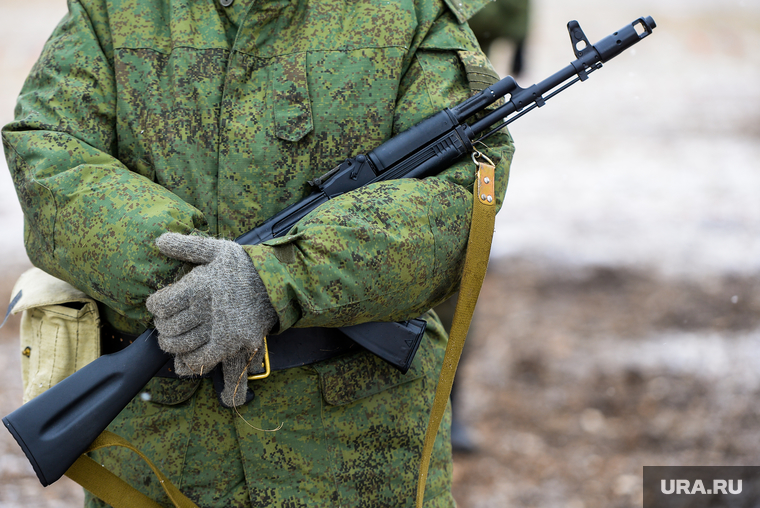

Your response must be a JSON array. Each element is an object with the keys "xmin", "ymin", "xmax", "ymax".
[
  {"xmin": 415, "ymin": 155, "xmax": 497, "ymax": 507},
  {"xmin": 65, "ymin": 430, "xmax": 198, "ymax": 508},
  {"xmin": 0, "ymin": 290, "xmax": 22, "ymax": 330}
]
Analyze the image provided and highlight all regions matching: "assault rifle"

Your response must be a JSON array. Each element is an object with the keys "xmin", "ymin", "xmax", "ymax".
[{"xmin": 4, "ymin": 16, "xmax": 656, "ymax": 487}]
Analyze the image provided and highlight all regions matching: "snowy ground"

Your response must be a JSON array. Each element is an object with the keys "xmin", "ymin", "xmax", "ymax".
[
  {"xmin": 489, "ymin": 0, "xmax": 760, "ymax": 277},
  {"xmin": 0, "ymin": 0, "xmax": 758, "ymax": 506}
]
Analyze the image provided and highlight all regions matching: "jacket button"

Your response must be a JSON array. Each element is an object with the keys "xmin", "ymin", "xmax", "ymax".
[{"xmin": 220, "ymin": 0, "xmax": 233, "ymax": 6}]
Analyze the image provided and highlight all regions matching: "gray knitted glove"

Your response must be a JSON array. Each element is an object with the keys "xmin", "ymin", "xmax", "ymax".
[{"xmin": 146, "ymin": 233, "xmax": 278, "ymax": 407}]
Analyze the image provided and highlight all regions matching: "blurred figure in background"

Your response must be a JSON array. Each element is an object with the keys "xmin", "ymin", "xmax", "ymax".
[
  {"xmin": 468, "ymin": 0, "xmax": 530, "ymax": 75},
  {"xmin": 439, "ymin": 0, "xmax": 530, "ymax": 454}
]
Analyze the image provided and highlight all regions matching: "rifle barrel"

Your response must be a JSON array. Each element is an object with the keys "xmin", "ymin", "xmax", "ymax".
[{"xmin": 469, "ymin": 16, "xmax": 656, "ymax": 139}]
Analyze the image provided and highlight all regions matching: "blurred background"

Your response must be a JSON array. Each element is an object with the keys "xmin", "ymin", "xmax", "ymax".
[{"xmin": 1, "ymin": 0, "xmax": 758, "ymax": 507}]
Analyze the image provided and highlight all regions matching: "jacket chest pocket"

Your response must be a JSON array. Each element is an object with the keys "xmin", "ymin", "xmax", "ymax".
[
  {"xmin": 268, "ymin": 47, "xmax": 404, "ymax": 152},
  {"xmin": 272, "ymin": 52, "xmax": 314, "ymax": 143}
]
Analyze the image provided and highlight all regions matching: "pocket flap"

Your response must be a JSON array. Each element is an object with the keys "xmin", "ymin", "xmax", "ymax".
[
  {"xmin": 272, "ymin": 52, "xmax": 313, "ymax": 142},
  {"xmin": 10, "ymin": 268, "xmax": 94, "ymax": 314},
  {"xmin": 457, "ymin": 50, "xmax": 501, "ymax": 92},
  {"xmin": 314, "ymin": 349, "xmax": 424, "ymax": 407}
]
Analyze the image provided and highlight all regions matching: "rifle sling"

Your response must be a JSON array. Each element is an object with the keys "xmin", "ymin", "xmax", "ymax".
[
  {"xmin": 415, "ymin": 156, "xmax": 496, "ymax": 507},
  {"xmin": 65, "ymin": 430, "xmax": 198, "ymax": 508}
]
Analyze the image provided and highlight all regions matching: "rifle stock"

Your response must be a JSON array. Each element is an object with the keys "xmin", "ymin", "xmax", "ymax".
[
  {"xmin": 3, "ymin": 16, "xmax": 656, "ymax": 487},
  {"xmin": 3, "ymin": 330, "xmax": 169, "ymax": 486}
]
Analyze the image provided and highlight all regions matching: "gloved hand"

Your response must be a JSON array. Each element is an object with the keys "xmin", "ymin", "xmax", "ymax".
[{"xmin": 146, "ymin": 233, "xmax": 278, "ymax": 407}]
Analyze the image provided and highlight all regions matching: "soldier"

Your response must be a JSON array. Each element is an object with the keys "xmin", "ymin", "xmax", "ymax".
[
  {"xmin": 468, "ymin": 0, "xmax": 530, "ymax": 75},
  {"xmin": 3, "ymin": 0, "xmax": 513, "ymax": 506}
]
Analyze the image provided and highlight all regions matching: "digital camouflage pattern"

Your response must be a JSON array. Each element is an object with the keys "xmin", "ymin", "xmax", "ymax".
[
  {"xmin": 3, "ymin": 0, "xmax": 514, "ymax": 505},
  {"xmin": 84, "ymin": 318, "xmax": 453, "ymax": 507}
]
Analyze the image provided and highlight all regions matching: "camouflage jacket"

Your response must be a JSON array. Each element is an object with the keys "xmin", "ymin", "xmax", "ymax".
[{"xmin": 3, "ymin": 0, "xmax": 513, "ymax": 336}]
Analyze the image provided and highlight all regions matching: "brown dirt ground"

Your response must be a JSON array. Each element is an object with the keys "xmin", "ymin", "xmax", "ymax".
[
  {"xmin": 450, "ymin": 257, "xmax": 760, "ymax": 508},
  {"xmin": 3, "ymin": 259, "xmax": 760, "ymax": 507}
]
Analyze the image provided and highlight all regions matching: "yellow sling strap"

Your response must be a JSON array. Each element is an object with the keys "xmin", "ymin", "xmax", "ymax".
[
  {"xmin": 416, "ymin": 153, "xmax": 497, "ymax": 507},
  {"xmin": 65, "ymin": 430, "xmax": 199, "ymax": 508}
]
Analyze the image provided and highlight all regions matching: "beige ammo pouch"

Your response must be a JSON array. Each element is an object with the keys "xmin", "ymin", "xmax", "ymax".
[{"xmin": 8, "ymin": 268, "xmax": 100, "ymax": 403}]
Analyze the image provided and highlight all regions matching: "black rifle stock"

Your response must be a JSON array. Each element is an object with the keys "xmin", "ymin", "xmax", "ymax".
[{"xmin": 3, "ymin": 16, "xmax": 656, "ymax": 487}]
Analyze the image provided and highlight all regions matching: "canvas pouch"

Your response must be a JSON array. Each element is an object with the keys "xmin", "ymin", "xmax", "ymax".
[{"xmin": 8, "ymin": 268, "xmax": 100, "ymax": 403}]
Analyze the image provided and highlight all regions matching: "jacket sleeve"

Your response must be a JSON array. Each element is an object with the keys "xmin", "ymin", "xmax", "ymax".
[
  {"xmin": 2, "ymin": 0, "xmax": 207, "ymax": 327},
  {"xmin": 246, "ymin": 11, "xmax": 514, "ymax": 332}
]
